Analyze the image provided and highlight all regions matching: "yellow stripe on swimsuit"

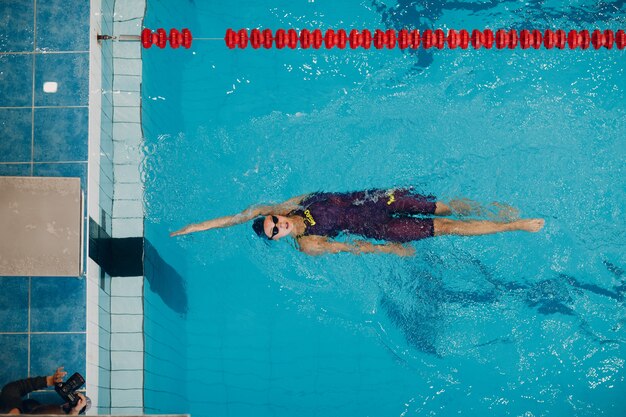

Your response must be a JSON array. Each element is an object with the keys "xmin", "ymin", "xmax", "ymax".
[{"xmin": 304, "ymin": 209, "xmax": 316, "ymax": 226}]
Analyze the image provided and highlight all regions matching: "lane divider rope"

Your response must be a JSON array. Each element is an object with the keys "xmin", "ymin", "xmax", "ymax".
[
  {"xmin": 137, "ymin": 27, "xmax": 626, "ymax": 50},
  {"xmin": 224, "ymin": 28, "xmax": 626, "ymax": 50}
]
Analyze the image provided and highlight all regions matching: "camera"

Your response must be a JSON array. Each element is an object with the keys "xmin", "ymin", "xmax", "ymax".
[{"xmin": 55, "ymin": 372, "xmax": 85, "ymax": 410}]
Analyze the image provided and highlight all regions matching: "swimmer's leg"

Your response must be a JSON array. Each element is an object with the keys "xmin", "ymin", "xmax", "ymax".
[
  {"xmin": 447, "ymin": 198, "xmax": 484, "ymax": 216},
  {"xmin": 434, "ymin": 202, "xmax": 452, "ymax": 216},
  {"xmin": 446, "ymin": 199, "xmax": 520, "ymax": 221},
  {"xmin": 388, "ymin": 198, "xmax": 480, "ymax": 217},
  {"xmin": 488, "ymin": 202, "xmax": 520, "ymax": 222},
  {"xmin": 434, "ymin": 218, "xmax": 544, "ymax": 236},
  {"xmin": 412, "ymin": 200, "xmax": 474, "ymax": 216}
]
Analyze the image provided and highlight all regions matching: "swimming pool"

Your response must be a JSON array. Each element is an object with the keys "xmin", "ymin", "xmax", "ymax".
[{"xmin": 140, "ymin": 1, "xmax": 626, "ymax": 416}]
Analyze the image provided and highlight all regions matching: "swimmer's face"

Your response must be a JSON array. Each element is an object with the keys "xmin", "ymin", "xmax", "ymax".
[{"xmin": 264, "ymin": 215, "xmax": 292, "ymax": 240}]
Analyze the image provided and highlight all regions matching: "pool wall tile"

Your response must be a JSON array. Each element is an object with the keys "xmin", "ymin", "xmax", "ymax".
[
  {"xmin": 30, "ymin": 277, "xmax": 86, "ymax": 332},
  {"xmin": 111, "ymin": 370, "xmax": 143, "ymax": 390},
  {"xmin": 100, "ymin": 175, "xmax": 114, "ymax": 204},
  {"xmin": 111, "ymin": 275, "xmax": 142, "ymax": 296},
  {"xmin": 111, "ymin": 351, "xmax": 143, "ymax": 370},
  {"xmin": 0, "ymin": 277, "xmax": 29, "ymax": 332},
  {"xmin": 113, "ymin": 74, "xmax": 141, "ymax": 92},
  {"xmin": 114, "ymin": 164, "xmax": 141, "ymax": 184},
  {"xmin": 102, "ymin": 96, "xmax": 113, "ymax": 122},
  {"xmin": 113, "ymin": 57, "xmax": 142, "ymax": 76},
  {"xmin": 36, "ymin": 0, "xmax": 89, "ymax": 51},
  {"xmin": 114, "ymin": 107, "xmax": 141, "ymax": 123},
  {"xmin": 102, "ymin": 60, "xmax": 114, "ymax": 91},
  {"xmin": 0, "ymin": 0, "xmax": 34, "ymax": 52},
  {"xmin": 114, "ymin": 199, "xmax": 144, "ymax": 218},
  {"xmin": 97, "ymin": 386, "xmax": 112, "ymax": 415},
  {"xmin": 111, "ymin": 42, "xmax": 141, "ymax": 59},
  {"xmin": 35, "ymin": 53, "xmax": 89, "ymax": 107},
  {"xmin": 90, "ymin": 10, "xmax": 115, "ymax": 412},
  {"xmin": 112, "ymin": 121, "xmax": 142, "ymax": 139},
  {"xmin": 111, "ymin": 296, "xmax": 143, "ymax": 315},
  {"xmin": 110, "ymin": 338, "xmax": 142, "ymax": 372},
  {"xmin": 109, "ymin": 274, "xmax": 144, "ymax": 411},
  {"xmin": 111, "ymin": 314, "xmax": 143, "ymax": 332},
  {"xmin": 114, "ymin": 0, "xmax": 145, "ymax": 22},
  {"xmin": 0, "ymin": 54, "xmax": 33, "ymax": 107},
  {"xmin": 86, "ymin": 258, "xmax": 112, "ymax": 415},
  {"xmin": 113, "ymin": 144, "xmax": 142, "ymax": 165},
  {"xmin": 113, "ymin": 91, "xmax": 141, "ymax": 107},
  {"xmin": 101, "ymin": 129, "xmax": 114, "ymax": 159},
  {"xmin": 100, "ymin": 166, "xmax": 114, "ymax": 197},
  {"xmin": 113, "ymin": 19, "xmax": 142, "ymax": 36},
  {"xmin": 110, "ymin": 389, "xmax": 143, "ymax": 409},
  {"xmin": 114, "ymin": 182, "xmax": 143, "ymax": 200},
  {"xmin": 0, "ymin": 109, "xmax": 32, "ymax": 162},
  {"xmin": 112, "ymin": 218, "xmax": 144, "ymax": 238}
]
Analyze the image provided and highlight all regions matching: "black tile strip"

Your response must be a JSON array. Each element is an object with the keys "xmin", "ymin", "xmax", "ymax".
[{"xmin": 89, "ymin": 217, "xmax": 143, "ymax": 277}]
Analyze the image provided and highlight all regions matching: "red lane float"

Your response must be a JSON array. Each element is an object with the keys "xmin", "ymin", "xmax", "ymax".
[
  {"xmin": 223, "ymin": 28, "xmax": 626, "ymax": 50},
  {"xmin": 142, "ymin": 28, "xmax": 192, "ymax": 49}
]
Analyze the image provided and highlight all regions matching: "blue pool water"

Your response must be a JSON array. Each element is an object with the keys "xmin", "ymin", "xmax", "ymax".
[{"xmin": 141, "ymin": 1, "xmax": 626, "ymax": 416}]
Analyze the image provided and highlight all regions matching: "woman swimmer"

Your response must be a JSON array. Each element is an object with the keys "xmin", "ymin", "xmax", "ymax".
[{"xmin": 170, "ymin": 188, "xmax": 544, "ymax": 257}]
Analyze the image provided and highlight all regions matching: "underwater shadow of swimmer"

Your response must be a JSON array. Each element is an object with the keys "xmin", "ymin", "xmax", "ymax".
[
  {"xmin": 378, "ymin": 256, "xmax": 625, "ymax": 356},
  {"xmin": 144, "ymin": 239, "xmax": 188, "ymax": 316},
  {"xmin": 379, "ymin": 271, "xmax": 444, "ymax": 357}
]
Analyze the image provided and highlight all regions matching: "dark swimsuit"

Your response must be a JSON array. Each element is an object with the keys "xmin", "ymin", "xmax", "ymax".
[{"xmin": 289, "ymin": 189, "xmax": 436, "ymax": 243}]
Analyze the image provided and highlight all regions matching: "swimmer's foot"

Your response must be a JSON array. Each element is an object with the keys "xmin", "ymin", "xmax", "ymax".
[{"xmin": 515, "ymin": 218, "xmax": 545, "ymax": 232}]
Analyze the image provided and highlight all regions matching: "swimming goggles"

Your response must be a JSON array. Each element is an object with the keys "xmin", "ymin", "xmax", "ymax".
[{"xmin": 268, "ymin": 215, "xmax": 280, "ymax": 239}]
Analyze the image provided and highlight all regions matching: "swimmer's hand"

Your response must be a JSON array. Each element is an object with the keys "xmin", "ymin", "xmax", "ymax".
[
  {"xmin": 170, "ymin": 224, "xmax": 201, "ymax": 237},
  {"xmin": 170, "ymin": 227, "xmax": 190, "ymax": 237}
]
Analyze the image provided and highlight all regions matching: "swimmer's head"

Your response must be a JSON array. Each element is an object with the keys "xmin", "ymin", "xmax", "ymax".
[
  {"xmin": 252, "ymin": 215, "xmax": 292, "ymax": 240},
  {"xmin": 252, "ymin": 217, "xmax": 268, "ymax": 239}
]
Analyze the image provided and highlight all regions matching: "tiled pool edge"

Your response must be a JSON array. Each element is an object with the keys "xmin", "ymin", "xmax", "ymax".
[
  {"xmin": 110, "ymin": 0, "xmax": 146, "ymax": 414},
  {"xmin": 87, "ymin": 0, "xmax": 147, "ymax": 414},
  {"xmin": 87, "ymin": 0, "xmax": 110, "ymax": 414},
  {"xmin": 111, "ymin": 0, "xmax": 145, "ymax": 240}
]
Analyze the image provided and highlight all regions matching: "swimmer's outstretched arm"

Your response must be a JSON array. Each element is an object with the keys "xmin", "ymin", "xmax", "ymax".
[
  {"xmin": 297, "ymin": 236, "xmax": 415, "ymax": 257},
  {"xmin": 170, "ymin": 194, "xmax": 308, "ymax": 237}
]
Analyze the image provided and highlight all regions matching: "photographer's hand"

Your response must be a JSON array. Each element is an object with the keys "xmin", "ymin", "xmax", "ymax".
[
  {"xmin": 46, "ymin": 366, "xmax": 67, "ymax": 386},
  {"xmin": 69, "ymin": 393, "xmax": 87, "ymax": 415}
]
